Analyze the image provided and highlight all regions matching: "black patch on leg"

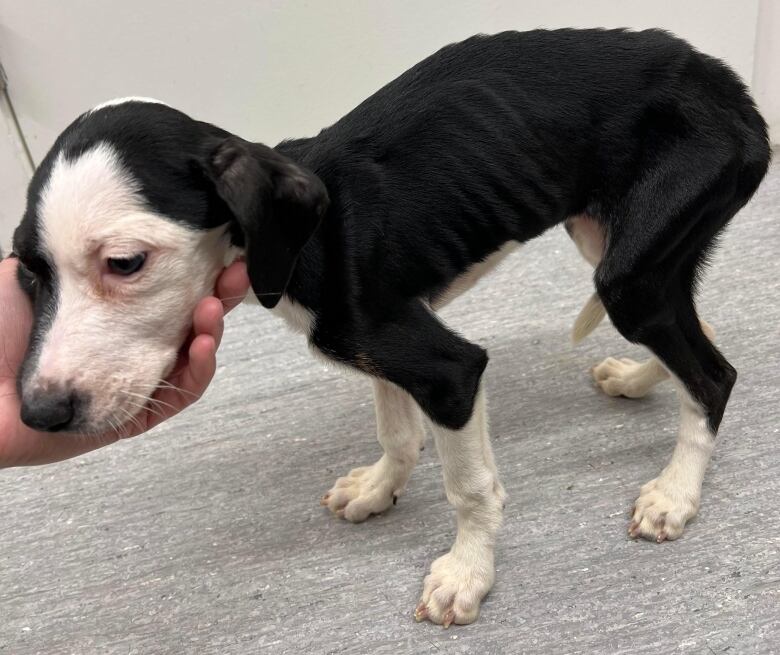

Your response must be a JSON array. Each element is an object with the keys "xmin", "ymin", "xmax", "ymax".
[{"xmin": 313, "ymin": 301, "xmax": 488, "ymax": 431}]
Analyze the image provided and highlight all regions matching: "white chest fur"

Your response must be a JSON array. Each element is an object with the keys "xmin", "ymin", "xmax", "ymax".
[{"xmin": 268, "ymin": 294, "xmax": 316, "ymax": 335}]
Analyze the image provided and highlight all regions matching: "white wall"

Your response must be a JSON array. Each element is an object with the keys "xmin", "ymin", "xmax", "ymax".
[
  {"xmin": 0, "ymin": 0, "xmax": 772, "ymax": 247},
  {"xmin": 755, "ymin": 0, "xmax": 780, "ymax": 144},
  {"xmin": 0, "ymin": 90, "xmax": 31, "ymax": 254}
]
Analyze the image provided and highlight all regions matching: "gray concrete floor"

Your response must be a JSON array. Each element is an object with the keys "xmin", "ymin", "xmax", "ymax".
[{"xmin": 2, "ymin": 163, "xmax": 780, "ymax": 655}]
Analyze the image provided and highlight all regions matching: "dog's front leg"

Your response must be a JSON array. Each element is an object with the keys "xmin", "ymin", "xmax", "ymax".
[
  {"xmin": 315, "ymin": 299, "xmax": 504, "ymax": 625},
  {"xmin": 415, "ymin": 385, "xmax": 506, "ymax": 627},
  {"xmin": 321, "ymin": 379, "xmax": 425, "ymax": 521}
]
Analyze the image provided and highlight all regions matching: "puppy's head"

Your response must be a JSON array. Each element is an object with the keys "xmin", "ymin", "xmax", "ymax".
[{"xmin": 12, "ymin": 99, "xmax": 328, "ymax": 434}]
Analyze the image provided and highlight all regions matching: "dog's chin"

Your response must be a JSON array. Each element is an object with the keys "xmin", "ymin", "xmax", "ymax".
[
  {"xmin": 63, "ymin": 350, "xmax": 182, "ymax": 437},
  {"xmin": 83, "ymin": 374, "xmax": 171, "ymax": 437},
  {"xmin": 73, "ymin": 401, "xmax": 145, "ymax": 437}
]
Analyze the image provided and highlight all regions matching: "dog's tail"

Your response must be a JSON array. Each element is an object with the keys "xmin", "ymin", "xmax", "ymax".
[{"xmin": 571, "ymin": 292, "xmax": 607, "ymax": 345}]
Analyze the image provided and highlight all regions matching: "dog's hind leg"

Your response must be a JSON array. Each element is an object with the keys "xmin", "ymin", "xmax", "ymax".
[
  {"xmin": 321, "ymin": 379, "xmax": 425, "ymax": 522},
  {"xmin": 593, "ymin": 137, "xmax": 766, "ymax": 541},
  {"xmin": 565, "ymin": 214, "xmax": 604, "ymax": 268},
  {"xmin": 566, "ymin": 214, "xmax": 609, "ymax": 343},
  {"xmin": 591, "ymin": 321, "xmax": 715, "ymax": 398},
  {"xmin": 591, "ymin": 356, "xmax": 670, "ymax": 398},
  {"xmin": 600, "ymin": 263, "xmax": 734, "ymax": 542},
  {"xmin": 566, "ymin": 213, "xmax": 676, "ymax": 398}
]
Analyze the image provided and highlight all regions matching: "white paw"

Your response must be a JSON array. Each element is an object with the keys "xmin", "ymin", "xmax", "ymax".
[
  {"xmin": 320, "ymin": 458, "xmax": 404, "ymax": 523},
  {"xmin": 629, "ymin": 477, "xmax": 699, "ymax": 543},
  {"xmin": 414, "ymin": 550, "xmax": 495, "ymax": 627},
  {"xmin": 592, "ymin": 357, "xmax": 655, "ymax": 398}
]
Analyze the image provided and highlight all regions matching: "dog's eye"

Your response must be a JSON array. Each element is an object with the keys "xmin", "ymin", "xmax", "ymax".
[{"xmin": 107, "ymin": 253, "xmax": 147, "ymax": 276}]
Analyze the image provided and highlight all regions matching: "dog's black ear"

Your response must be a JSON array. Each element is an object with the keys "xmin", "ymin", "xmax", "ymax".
[{"xmin": 201, "ymin": 136, "xmax": 328, "ymax": 308}]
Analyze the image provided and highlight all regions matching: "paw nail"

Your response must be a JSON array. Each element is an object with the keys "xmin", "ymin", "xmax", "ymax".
[
  {"xmin": 443, "ymin": 609, "xmax": 456, "ymax": 629},
  {"xmin": 657, "ymin": 531, "xmax": 667, "ymax": 543},
  {"xmin": 335, "ymin": 509, "xmax": 345, "ymax": 518},
  {"xmin": 414, "ymin": 602, "xmax": 428, "ymax": 622}
]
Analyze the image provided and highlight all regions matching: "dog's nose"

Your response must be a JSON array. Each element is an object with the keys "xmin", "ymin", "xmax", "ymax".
[{"xmin": 20, "ymin": 389, "xmax": 80, "ymax": 432}]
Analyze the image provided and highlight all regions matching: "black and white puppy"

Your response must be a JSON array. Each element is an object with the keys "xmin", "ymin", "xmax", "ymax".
[{"xmin": 12, "ymin": 29, "xmax": 770, "ymax": 626}]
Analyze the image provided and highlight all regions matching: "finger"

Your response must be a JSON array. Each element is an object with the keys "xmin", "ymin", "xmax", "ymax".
[
  {"xmin": 182, "ymin": 334, "xmax": 218, "ymax": 395},
  {"xmin": 147, "ymin": 334, "xmax": 217, "ymax": 430},
  {"xmin": 13, "ymin": 432, "xmax": 121, "ymax": 467},
  {"xmin": 216, "ymin": 261, "xmax": 250, "ymax": 313},
  {"xmin": 0, "ymin": 258, "xmax": 34, "ymax": 373},
  {"xmin": 192, "ymin": 296, "xmax": 224, "ymax": 348}
]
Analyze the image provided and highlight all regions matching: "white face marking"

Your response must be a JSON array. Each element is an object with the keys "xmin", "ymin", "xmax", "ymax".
[{"xmin": 26, "ymin": 142, "xmax": 230, "ymax": 433}]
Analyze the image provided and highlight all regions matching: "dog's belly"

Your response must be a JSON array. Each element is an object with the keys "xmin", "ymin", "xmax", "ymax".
[
  {"xmin": 263, "ymin": 241, "xmax": 521, "ymax": 337},
  {"xmin": 431, "ymin": 241, "xmax": 520, "ymax": 311}
]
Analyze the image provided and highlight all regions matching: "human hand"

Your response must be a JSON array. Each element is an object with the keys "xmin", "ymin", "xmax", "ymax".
[{"xmin": 0, "ymin": 256, "xmax": 249, "ymax": 467}]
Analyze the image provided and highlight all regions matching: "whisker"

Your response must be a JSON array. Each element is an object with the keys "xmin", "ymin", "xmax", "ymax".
[
  {"xmin": 156, "ymin": 380, "xmax": 199, "ymax": 400},
  {"xmin": 113, "ymin": 413, "xmax": 126, "ymax": 434},
  {"xmin": 105, "ymin": 414, "xmax": 120, "ymax": 438},
  {"xmin": 120, "ymin": 390, "xmax": 178, "ymax": 413},
  {"xmin": 124, "ymin": 398, "xmax": 163, "ymax": 419},
  {"xmin": 116, "ymin": 407, "xmax": 143, "ymax": 434},
  {"xmin": 219, "ymin": 291, "xmax": 282, "ymax": 298},
  {"xmin": 119, "ymin": 418, "xmax": 135, "ymax": 438},
  {"xmin": 146, "ymin": 397, "xmax": 178, "ymax": 413},
  {"xmin": 214, "ymin": 295, "xmax": 250, "ymax": 303},
  {"xmin": 114, "ymin": 417, "xmax": 127, "ymax": 438}
]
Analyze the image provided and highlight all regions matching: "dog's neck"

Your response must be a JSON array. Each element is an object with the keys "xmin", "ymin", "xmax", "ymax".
[{"xmin": 271, "ymin": 137, "xmax": 331, "ymax": 315}]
